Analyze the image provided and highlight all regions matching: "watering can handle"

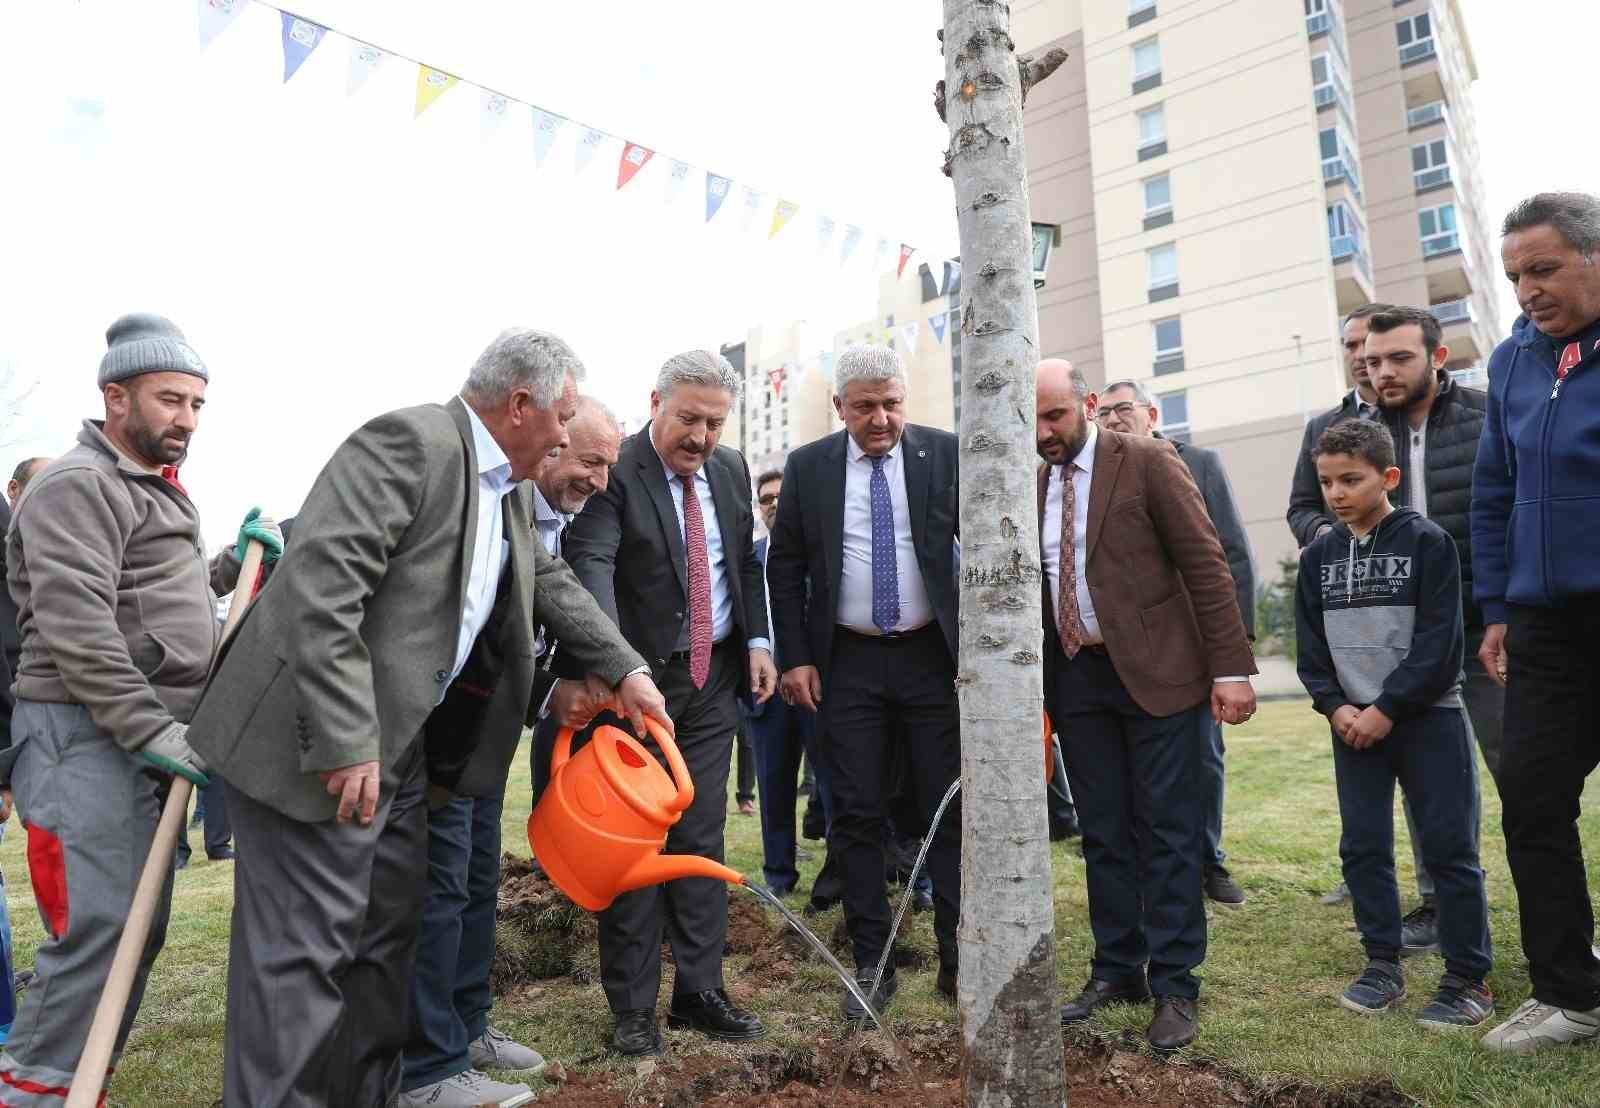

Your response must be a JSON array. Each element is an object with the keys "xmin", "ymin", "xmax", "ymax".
[{"xmin": 550, "ymin": 714, "xmax": 695, "ymax": 816}]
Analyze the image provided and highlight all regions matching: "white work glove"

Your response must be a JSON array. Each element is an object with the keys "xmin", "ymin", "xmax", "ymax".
[{"xmin": 138, "ymin": 722, "xmax": 211, "ymax": 788}]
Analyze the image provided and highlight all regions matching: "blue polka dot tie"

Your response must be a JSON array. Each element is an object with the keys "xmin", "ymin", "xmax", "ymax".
[{"xmin": 869, "ymin": 455, "xmax": 900, "ymax": 633}]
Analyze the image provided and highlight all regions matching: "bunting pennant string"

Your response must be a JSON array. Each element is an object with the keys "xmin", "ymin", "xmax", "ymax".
[
  {"xmin": 414, "ymin": 66, "xmax": 458, "ymax": 117},
  {"xmin": 198, "ymin": 0, "xmax": 248, "ymax": 49},
  {"xmin": 280, "ymin": 13, "xmax": 325, "ymax": 82},
  {"xmin": 930, "ymin": 311, "xmax": 949, "ymax": 344},
  {"xmin": 346, "ymin": 41, "xmax": 385, "ymax": 96},
  {"xmin": 942, "ymin": 259, "xmax": 961, "ymax": 295},
  {"xmin": 617, "ymin": 142, "xmax": 654, "ymax": 190},
  {"xmin": 187, "ymin": 0, "xmax": 938, "ymax": 275},
  {"xmin": 900, "ymin": 322, "xmax": 920, "ymax": 351}
]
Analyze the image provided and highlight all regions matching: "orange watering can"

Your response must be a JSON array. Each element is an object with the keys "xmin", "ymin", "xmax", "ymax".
[{"xmin": 528, "ymin": 715, "xmax": 745, "ymax": 912}]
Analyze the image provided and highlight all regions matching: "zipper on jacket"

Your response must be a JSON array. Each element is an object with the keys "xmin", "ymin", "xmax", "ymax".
[{"xmin": 1537, "ymin": 362, "xmax": 1564, "ymax": 603}]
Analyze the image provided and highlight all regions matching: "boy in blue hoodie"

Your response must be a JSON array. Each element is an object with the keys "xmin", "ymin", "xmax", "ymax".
[{"xmin": 1296, "ymin": 419, "xmax": 1492, "ymax": 1028}]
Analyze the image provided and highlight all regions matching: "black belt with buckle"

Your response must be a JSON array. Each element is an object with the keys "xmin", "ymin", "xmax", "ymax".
[
  {"xmin": 837, "ymin": 622, "xmax": 935, "ymax": 644},
  {"xmin": 667, "ymin": 636, "xmax": 733, "ymax": 662}
]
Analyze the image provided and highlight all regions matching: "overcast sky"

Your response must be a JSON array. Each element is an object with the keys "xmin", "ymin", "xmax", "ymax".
[{"xmin": 0, "ymin": 0, "xmax": 1587, "ymax": 547}]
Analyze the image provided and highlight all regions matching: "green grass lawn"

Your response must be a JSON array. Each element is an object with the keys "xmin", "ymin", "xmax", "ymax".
[{"xmin": 7, "ymin": 698, "xmax": 1600, "ymax": 1106}]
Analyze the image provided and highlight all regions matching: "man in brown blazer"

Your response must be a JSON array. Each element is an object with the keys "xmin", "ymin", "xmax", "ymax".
[{"xmin": 1036, "ymin": 359, "xmax": 1256, "ymax": 1052}]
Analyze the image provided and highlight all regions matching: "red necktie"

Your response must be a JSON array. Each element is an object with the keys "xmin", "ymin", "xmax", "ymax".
[
  {"xmin": 160, "ymin": 465, "xmax": 188, "ymax": 497},
  {"xmin": 680, "ymin": 475, "xmax": 713, "ymax": 689},
  {"xmin": 1056, "ymin": 465, "xmax": 1087, "ymax": 658}
]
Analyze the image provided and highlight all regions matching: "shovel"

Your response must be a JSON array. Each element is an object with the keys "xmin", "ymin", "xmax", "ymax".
[{"xmin": 64, "ymin": 538, "xmax": 266, "ymax": 1108}]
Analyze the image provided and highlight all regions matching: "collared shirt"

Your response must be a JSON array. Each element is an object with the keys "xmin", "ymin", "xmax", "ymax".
[
  {"xmin": 447, "ymin": 401, "xmax": 516, "ymax": 696},
  {"xmin": 651, "ymin": 439, "xmax": 769, "ymax": 653},
  {"xmin": 1041, "ymin": 422, "xmax": 1103, "ymax": 644},
  {"xmin": 1354, "ymin": 391, "xmax": 1378, "ymax": 421},
  {"xmin": 530, "ymin": 484, "xmax": 570, "ymax": 660},
  {"xmin": 837, "ymin": 432, "xmax": 935, "ymax": 635},
  {"xmin": 1407, "ymin": 421, "xmax": 1428, "ymax": 517}
]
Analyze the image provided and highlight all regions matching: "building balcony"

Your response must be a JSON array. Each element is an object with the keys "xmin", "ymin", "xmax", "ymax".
[
  {"xmin": 1330, "ymin": 236, "xmax": 1375, "ymax": 314},
  {"xmin": 1399, "ymin": 37, "xmax": 1436, "ymax": 66},
  {"xmin": 1415, "ymin": 163, "xmax": 1452, "ymax": 193},
  {"xmin": 1423, "ymin": 232, "xmax": 1473, "ymax": 303},
  {"xmin": 1407, "ymin": 100, "xmax": 1448, "ymax": 130},
  {"xmin": 1401, "ymin": 48, "xmax": 1446, "ymax": 107},
  {"xmin": 1322, "ymin": 155, "xmax": 1363, "ymax": 203},
  {"xmin": 1450, "ymin": 365, "xmax": 1488, "ymax": 389},
  {"xmin": 1429, "ymin": 297, "xmax": 1473, "ymax": 326}
]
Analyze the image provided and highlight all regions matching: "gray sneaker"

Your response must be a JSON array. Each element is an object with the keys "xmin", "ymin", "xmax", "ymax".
[
  {"xmin": 1481, "ymin": 999, "xmax": 1600, "ymax": 1055},
  {"xmin": 398, "ymin": 1070, "xmax": 533, "ymax": 1107},
  {"xmin": 468, "ymin": 1026, "xmax": 546, "ymax": 1074},
  {"xmin": 1318, "ymin": 882, "xmax": 1351, "ymax": 906}
]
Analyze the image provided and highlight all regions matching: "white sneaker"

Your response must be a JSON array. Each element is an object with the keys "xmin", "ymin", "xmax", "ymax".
[
  {"xmin": 468, "ymin": 1026, "xmax": 547, "ymax": 1074},
  {"xmin": 1480, "ymin": 998, "xmax": 1600, "ymax": 1055},
  {"xmin": 397, "ymin": 1069, "xmax": 534, "ymax": 1107}
]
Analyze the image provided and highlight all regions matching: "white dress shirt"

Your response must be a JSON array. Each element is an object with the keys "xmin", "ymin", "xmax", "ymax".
[
  {"xmin": 447, "ymin": 402, "xmax": 516, "ymax": 696},
  {"xmin": 1041, "ymin": 422, "xmax": 1103, "ymax": 644},
  {"xmin": 652, "ymin": 443, "xmax": 769, "ymax": 653},
  {"xmin": 530, "ymin": 484, "xmax": 569, "ymax": 661},
  {"xmin": 837, "ymin": 433, "xmax": 935, "ymax": 635}
]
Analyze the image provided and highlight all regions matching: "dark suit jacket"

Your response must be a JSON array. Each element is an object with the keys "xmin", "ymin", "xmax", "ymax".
[
  {"xmin": 766, "ymin": 424, "xmax": 959, "ymax": 682},
  {"xmin": 187, "ymin": 398, "xmax": 644, "ymax": 822},
  {"xmin": 1287, "ymin": 390, "xmax": 1366, "ymax": 548},
  {"xmin": 1168, "ymin": 438, "xmax": 1256, "ymax": 635},
  {"xmin": 560, "ymin": 425, "xmax": 768, "ymax": 680},
  {"xmin": 1038, "ymin": 430, "xmax": 1256, "ymax": 719}
]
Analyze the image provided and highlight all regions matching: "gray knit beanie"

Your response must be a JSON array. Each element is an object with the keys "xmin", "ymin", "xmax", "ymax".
[{"xmin": 97, "ymin": 313, "xmax": 209, "ymax": 388}]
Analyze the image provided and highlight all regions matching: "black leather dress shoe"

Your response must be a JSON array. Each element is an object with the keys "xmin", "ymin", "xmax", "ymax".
[
  {"xmin": 207, "ymin": 846, "xmax": 237, "ymax": 861},
  {"xmin": 936, "ymin": 966, "xmax": 957, "ymax": 1001},
  {"xmin": 1049, "ymin": 815, "xmax": 1081, "ymax": 841},
  {"xmin": 1059, "ymin": 977, "xmax": 1151, "ymax": 1023},
  {"xmin": 667, "ymin": 989, "xmax": 765, "ymax": 1042},
  {"xmin": 1147, "ymin": 996, "xmax": 1198, "ymax": 1051},
  {"xmin": 610, "ymin": 1008, "xmax": 663, "ymax": 1056},
  {"xmin": 842, "ymin": 971, "xmax": 898, "ymax": 1022}
]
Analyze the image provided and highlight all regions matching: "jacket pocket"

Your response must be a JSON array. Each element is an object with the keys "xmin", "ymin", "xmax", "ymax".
[
  {"xmin": 1138, "ymin": 593, "xmax": 1204, "ymax": 686},
  {"xmin": 130, "ymin": 626, "xmax": 212, "ymax": 687}
]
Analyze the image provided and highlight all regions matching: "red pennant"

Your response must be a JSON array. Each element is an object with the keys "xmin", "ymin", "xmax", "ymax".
[
  {"xmin": 617, "ymin": 142, "xmax": 654, "ymax": 190},
  {"xmin": 897, "ymin": 243, "xmax": 915, "ymax": 278},
  {"xmin": 768, "ymin": 366, "xmax": 787, "ymax": 399}
]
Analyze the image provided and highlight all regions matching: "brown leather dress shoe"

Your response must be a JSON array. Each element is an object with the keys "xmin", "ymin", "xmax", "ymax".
[{"xmin": 1147, "ymin": 996, "xmax": 1198, "ymax": 1051}]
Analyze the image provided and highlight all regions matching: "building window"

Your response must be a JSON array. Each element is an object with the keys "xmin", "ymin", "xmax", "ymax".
[
  {"xmin": 1327, "ymin": 202, "xmax": 1365, "ymax": 263},
  {"xmin": 1157, "ymin": 390, "xmax": 1190, "ymax": 442},
  {"xmin": 1411, "ymin": 138, "xmax": 1451, "ymax": 191},
  {"xmin": 1153, "ymin": 317, "xmax": 1184, "ymax": 374},
  {"xmin": 1147, "ymin": 243, "xmax": 1179, "ymax": 301},
  {"xmin": 1407, "ymin": 100, "xmax": 1446, "ymax": 129},
  {"xmin": 1131, "ymin": 38, "xmax": 1162, "ymax": 93},
  {"xmin": 1318, "ymin": 125, "xmax": 1362, "ymax": 200},
  {"xmin": 1397, "ymin": 12, "xmax": 1434, "ymax": 65},
  {"xmin": 1136, "ymin": 105, "xmax": 1167, "ymax": 161},
  {"xmin": 1419, "ymin": 202, "xmax": 1459, "ymax": 256},
  {"xmin": 1143, "ymin": 174, "xmax": 1173, "ymax": 230},
  {"xmin": 1129, "ymin": 0, "xmax": 1156, "ymax": 28}
]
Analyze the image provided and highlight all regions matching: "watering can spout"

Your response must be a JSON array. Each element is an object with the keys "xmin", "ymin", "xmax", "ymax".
[{"xmin": 622, "ymin": 854, "xmax": 745, "ymax": 892}]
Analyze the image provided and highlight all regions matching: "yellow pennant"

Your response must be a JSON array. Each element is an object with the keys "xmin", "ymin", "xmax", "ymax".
[
  {"xmin": 415, "ymin": 66, "xmax": 459, "ymax": 117},
  {"xmin": 768, "ymin": 199, "xmax": 799, "ymax": 240}
]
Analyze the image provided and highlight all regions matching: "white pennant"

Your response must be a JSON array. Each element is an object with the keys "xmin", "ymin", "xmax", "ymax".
[
  {"xmin": 816, "ymin": 215, "xmax": 836, "ymax": 254},
  {"xmin": 197, "ymin": 0, "xmax": 247, "ymax": 49},
  {"xmin": 480, "ymin": 90, "xmax": 511, "ymax": 139},
  {"xmin": 664, "ymin": 160, "xmax": 691, "ymax": 203},
  {"xmin": 875, "ymin": 237, "xmax": 892, "ymax": 269},
  {"xmin": 574, "ymin": 127, "xmax": 606, "ymax": 174},
  {"xmin": 741, "ymin": 186, "xmax": 765, "ymax": 232},
  {"xmin": 900, "ymin": 322, "xmax": 920, "ymax": 352},
  {"xmin": 347, "ymin": 42, "xmax": 386, "ymax": 97}
]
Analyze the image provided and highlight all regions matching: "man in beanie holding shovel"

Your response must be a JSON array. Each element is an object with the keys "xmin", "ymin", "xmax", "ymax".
[{"xmin": 0, "ymin": 313, "xmax": 282, "ymax": 1105}]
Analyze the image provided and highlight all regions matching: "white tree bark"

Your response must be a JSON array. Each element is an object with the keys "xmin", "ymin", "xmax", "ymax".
[{"xmin": 940, "ymin": 3, "xmax": 1067, "ymax": 1106}]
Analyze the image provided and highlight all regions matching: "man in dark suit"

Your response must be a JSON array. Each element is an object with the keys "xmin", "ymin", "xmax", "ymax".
[
  {"xmin": 766, "ymin": 344, "xmax": 961, "ymax": 1019},
  {"xmin": 1097, "ymin": 379, "xmax": 1256, "ymax": 907},
  {"xmin": 187, "ymin": 328, "xmax": 668, "ymax": 1108},
  {"xmin": 560, "ymin": 349, "xmax": 777, "ymax": 1057},
  {"xmin": 1036, "ymin": 359, "xmax": 1256, "ymax": 1051}
]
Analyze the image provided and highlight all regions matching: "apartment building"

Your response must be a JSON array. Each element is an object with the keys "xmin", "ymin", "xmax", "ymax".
[{"xmin": 1010, "ymin": 0, "xmax": 1502, "ymax": 577}]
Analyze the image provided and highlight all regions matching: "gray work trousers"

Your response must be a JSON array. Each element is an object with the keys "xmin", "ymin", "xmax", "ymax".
[
  {"xmin": 0, "ymin": 701, "xmax": 175, "ymax": 1107},
  {"xmin": 222, "ymin": 743, "xmax": 428, "ymax": 1108}
]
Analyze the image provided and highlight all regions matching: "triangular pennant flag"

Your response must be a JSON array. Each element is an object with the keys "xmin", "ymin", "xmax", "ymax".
[
  {"xmin": 664, "ymin": 160, "xmax": 691, "ymax": 203},
  {"xmin": 901, "ymin": 322, "xmax": 920, "ymax": 351},
  {"xmin": 875, "ymin": 237, "xmax": 892, "ymax": 269},
  {"xmin": 415, "ymin": 67, "xmax": 459, "ymax": 117},
  {"xmin": 741, "ymin": 187, "xmax": 765, "ymax": 232},
  {"xmin": 705, "ymin": 173, "xmax": 732, "ymax": 222},
  {"xmin": 347, "ymin": 42, "xmax": 386, "ymax": 97},
  {"xmin": 840, "ymin": 225, "xmax": 862, "ymax": 264},
  {"xmin": 943, "ymin": 259, "xmax": 962, "ymax": 296},
  {"xmin": 930, "ymin": 311, "xmax": 949, "ymax": 344},
  {"xmin": 574, "ymin": 128, "xmax": 606, "ymax": 174},
  {"xmin": 617, "ymin": 142, "xmax": 654, "ymax": 190},
  {"xmin": 816, "ymin": 215, "xmax": 836, "ymax": 254},
  {"xmin": 531, "ymin": 109, "xmax": 564, "ymax": 166},
  {"xmin": 480, "ymin": 90, "xmax": 511, "ymax": 138},
  {"xmin": 280, "ymin": 14, "xmax": 326, "ymax": 82},
  {"xmin": 897, "ymin": 244, "xmax": 916, "ymax": 279},
  {"xmin": 198, "ymin": 0, "xmax": 247, "ymax": 50},
  {"xmin": 768, "ymin": 199, "xmax": 799, "ymax": 240}
]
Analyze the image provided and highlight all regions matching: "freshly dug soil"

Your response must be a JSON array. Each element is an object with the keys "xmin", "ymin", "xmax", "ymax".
[
  {"xmin": 546, "ymin": 1025, "xmax": 1414, "ymax": 1108},
  {"xmin": 490, "ymin": 855, "xmax": 598, "ymax": 992}
]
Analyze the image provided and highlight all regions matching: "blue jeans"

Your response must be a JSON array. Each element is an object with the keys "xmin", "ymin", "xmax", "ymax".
[
  {"xmin": 1332, "ymin": 707, "xmax": 1491, "ymax": 981},
  {"xmin": 402, "ymin": 794, "xmax": 503, "ymax": 1091},
  {"xmin": 743, "ymin": 699, "xmax": 820, "ymax": 892}
]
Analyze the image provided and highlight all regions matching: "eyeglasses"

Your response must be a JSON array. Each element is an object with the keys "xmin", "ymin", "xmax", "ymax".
[
  {"xmin": 1095, "ymin": 402, "xmax": 1140, "ymax": 422},
  {"xmin": 758, "ymin": 494, "xmax": 779, "ymax": 506}
]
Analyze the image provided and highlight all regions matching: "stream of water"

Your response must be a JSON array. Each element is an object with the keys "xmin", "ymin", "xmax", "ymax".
[{"xmin": 869, "ymin": 777, "xmax": 962, "ymax": 998}]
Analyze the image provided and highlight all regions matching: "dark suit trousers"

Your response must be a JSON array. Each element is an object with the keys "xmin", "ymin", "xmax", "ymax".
[
  {"xmin": 223, "ymin": 742, "xmax": 429, "ymax": 1108},
  {"xmin": 598, "ymin": 639, "xmax": 740, "ymax": 1012},
  {"xmin": 819, "ymin": 625, "xmax": 961, "ymax": 973},
  {"xmin": 1047, "ymin": 641, "xmax": 1207, "ymax": 1000},
  {"xmin": 743, "ymin": 698, "xmax": 818, "ymax": 891}
]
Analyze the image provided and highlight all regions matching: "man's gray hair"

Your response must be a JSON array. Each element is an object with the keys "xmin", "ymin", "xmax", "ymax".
[
  {"xmin": 463, "ymin": 328, "xmax": 585, "ymax": 407},
  {"xmin": 655, "ymin": 350, "xmax": 742, "ymax": 402},
  {"xmin": 573, "ymin": 395, "xmax": 623, "ymax": 437},
  {"xmin": 1101, "ymin": 378, "xmax": 1154, "ymax": 406},
  {"xmin": 1503, "ymin": 192, "xmax": 1600, "ymax": 256},
  {"xmin": 834, "ymin": 344, "xmax": 905, "ymax": 397}
]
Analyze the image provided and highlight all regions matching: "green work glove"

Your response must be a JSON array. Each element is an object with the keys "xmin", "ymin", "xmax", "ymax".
[
  {"xmin": 138, "ymin": 723, "xmax": 210, "ymax": 788},
  {"xmin": 237, "ymin": 507, "xmax": 284, "ymax": 565}
]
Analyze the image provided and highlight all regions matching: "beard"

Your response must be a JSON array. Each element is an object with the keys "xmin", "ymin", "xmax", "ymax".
[
  {"xmin": 125, "ymin": 405, "xmax": 189, "ymax": 466},
  {"xmin": 1382, "ymin": 371, "xmax": 1434, "ymax": 413}
]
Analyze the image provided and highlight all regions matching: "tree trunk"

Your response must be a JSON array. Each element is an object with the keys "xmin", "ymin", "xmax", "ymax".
[{"xmin": 940, "ymin": 3, "xmax": 1067, "ymax": 1106}]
